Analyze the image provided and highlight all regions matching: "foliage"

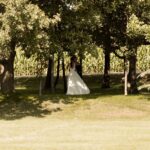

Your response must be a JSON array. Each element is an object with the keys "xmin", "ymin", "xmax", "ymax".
[
  {"xmin": 0, "ymin": 0, "xmax": 59, "ymax": 60},
  {"xmin": 0, "ymin": 0, "xmax": 149, "ymax": 94},
  {"xmin": 127, "ymin": 14, "xmax": 150, "ymax": 43},
  {"xmin": 14, "ymin": 46, "xmax": 150, "ymax": 76},
  {"xmin": 31, "ymin": 0, "xmax": 99, "ymax": 58},
  {"xmin": 137, "ymin": 45, "xmax": 150, "ymax": 71}
]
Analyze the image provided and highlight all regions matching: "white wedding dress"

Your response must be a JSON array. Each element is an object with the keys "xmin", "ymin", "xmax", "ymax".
[{"xmin": 66, "ymin": 68, "xmax": 90, "ymax": 95}]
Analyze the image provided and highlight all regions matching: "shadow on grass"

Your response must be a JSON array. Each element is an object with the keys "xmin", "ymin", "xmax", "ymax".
[
  {"xmin": 0, "ymin": 75, "xmax": 149, "ymax": 120},
  {"xmin": 0, "ymin": 85, "xmax": 122, "ymax": 120},
  {"xmin": 39, "ymin": 84, "xmax": 124, "ymax": 105},
  {"xmin": 0, "ymin": 92, "xmax": 62, "ymax": 120},
  {"xmin": 141, "ymin": 92, "xmax": 150, "ymax": 101}
]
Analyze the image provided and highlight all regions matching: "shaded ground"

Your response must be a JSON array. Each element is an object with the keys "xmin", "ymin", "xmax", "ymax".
[
  {"xmin": 0, "ymin": 74, "xmax": 149, "ymax": 120},
  {"xmin": 0, "ymin": 75, "xmax": 149, "ymax": 150}
]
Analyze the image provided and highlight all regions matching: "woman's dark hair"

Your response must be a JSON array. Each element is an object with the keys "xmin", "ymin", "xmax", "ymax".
[{"xmin": 70, "ymin": 55, "xmax": 77, "ymax": 68}]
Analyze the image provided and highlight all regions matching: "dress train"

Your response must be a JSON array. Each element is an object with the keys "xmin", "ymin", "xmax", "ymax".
[{"xmin": 66, "ymin": 69, "xmax": 90, "ymax": 95}]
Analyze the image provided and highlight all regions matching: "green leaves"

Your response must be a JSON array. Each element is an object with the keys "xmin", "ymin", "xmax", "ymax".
[
  {"xmin": 127, "ymin": 14, "xmax": 145, "ymax": 37},
  {"xmin": 0, "ymin": 0, "xmax": 60, "ymax": 60},
  {"xmin": 0, "ymin": 0, "xmax": 149, "ymax": 74}
]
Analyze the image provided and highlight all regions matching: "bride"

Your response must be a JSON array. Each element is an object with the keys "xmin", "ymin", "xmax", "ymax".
[{"xmin": 66, "ymin": 55, "xmax": 90, "ymax": 95}]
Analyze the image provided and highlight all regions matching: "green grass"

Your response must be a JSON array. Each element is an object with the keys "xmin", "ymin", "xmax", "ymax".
[
  {"xmin": 0, "ymin": 74, "xmax": 149, "ymax": 120},
  {"xmin": 0, "ymin": 75, "xmax": 150, "ymax": 150}
]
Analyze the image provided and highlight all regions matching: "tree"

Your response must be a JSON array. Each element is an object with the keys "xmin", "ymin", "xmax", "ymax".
[
  {"xmin": 0, "ymin": 0, "xmax": 57, "ymax": 94},
  {"xmin": 89, "ymin": 0, "xmax": 128, "ymax": 88},
  {"xmin": 31, "ymin": 0, "xmax": 97, "ymax": 92},
  {"xmin": 126, "ymin": 14, "xmax": 150, "ymax": 93},
  {"xmin": 105, "ymin": 0, "xmax": 150, "ymax": 94},
  {"xmin": 30, "ymin": 0, "xmax": 62, "ymax": 92},
  {"xmin": 90, "ymin": 0, "xmax": 150, "ymax": 94}
]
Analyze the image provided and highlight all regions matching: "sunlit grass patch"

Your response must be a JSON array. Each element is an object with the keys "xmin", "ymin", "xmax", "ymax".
[
  {"xmin": 0, "ymin": 76, "xmax": 149, "ymax": 150},
  {"xmin": 0, "ymin": 75, "xmax": 149, "ymax": 121}
]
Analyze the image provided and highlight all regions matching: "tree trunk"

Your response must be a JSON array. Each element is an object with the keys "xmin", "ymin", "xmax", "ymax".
[
  {"xmin": 0, "ymin": 40, "xmax": 16, "ymax": 94},
  {"xmin": 124, "ymin": 57, "xmax": 128, "ymax": 95},
  {"xmin": 101, "ymin": 17, "xmax": 111, "ymax": 89},
  {"xmin": 0, "ymin": 64, "xmax": 4, "ymax": 89},
  {"xmin": 102, "ymin": 51, "xmax": 110, "ymax": 88},
  {"xmin": 79, "ymin": 56, "xmax": 83, "ymax": 78},
  {"xmin": 128, "ymin": 52, "xmax": 138, "ymax": 94},
  {"xmin": 62, "ymin": 55, "xmax": 67, "ymax": 93},
  {"xmin": 54, "ymin": 54, "xmax": 60, "ymax": 88},
  {"xmin": 44, "ymin": 55, "xmax": 54, "ymax": 92}
]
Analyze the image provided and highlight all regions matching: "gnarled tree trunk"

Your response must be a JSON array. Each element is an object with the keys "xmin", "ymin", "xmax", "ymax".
[{"xmin": 0, "ymin": 40, "xmax": 16, "ymax": 94}]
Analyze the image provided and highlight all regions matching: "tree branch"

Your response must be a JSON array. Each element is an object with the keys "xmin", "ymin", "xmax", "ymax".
[{"xmin": 113, "ymin": 50, "xmax": 125, "ymax": 59}]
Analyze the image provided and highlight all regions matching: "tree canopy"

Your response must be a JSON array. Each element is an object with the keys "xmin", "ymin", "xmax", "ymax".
[{"xmin": 0, "ymin": 0, "xmax": 149, "ymax": 94}]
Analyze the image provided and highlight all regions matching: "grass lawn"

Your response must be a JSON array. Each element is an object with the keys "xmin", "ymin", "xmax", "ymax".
[{"xmin": 0, "ymin": 74, "xmax": 150, "ymax": 150}]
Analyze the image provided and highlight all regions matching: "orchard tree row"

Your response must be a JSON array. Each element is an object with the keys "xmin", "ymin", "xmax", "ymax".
[{"xmin": 0, "ymin": 0, "xmax": 149, "ymax": 94}]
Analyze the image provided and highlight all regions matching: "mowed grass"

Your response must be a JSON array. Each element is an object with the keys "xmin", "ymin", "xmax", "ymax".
[{"xmin": 0, "ymin": 74, "xmax": 150, "ymax": 150}]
